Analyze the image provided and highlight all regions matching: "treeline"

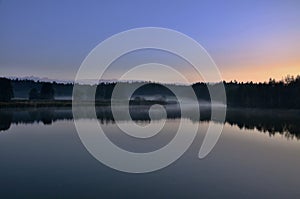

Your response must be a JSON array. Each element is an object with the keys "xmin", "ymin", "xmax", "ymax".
[
  {"xmin": 0, "ymin": 75, "xmax": 300, "ymax": 109},
  {"xmin": 11, "ymin": 79, "xmax": 73, "ymax": 99},
  {"xmin": 224, "ymin": 75, "xmax": 300, "ymax": 109}
]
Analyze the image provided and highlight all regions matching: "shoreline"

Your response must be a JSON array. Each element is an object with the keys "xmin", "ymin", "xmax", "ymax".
[
  {"xmin": 0, "ymin": 99, "xmax": 173, "ymax": 108},
  {"xmin": 0, "ymin": 100, "xmax": 299, "ymax": 111}
]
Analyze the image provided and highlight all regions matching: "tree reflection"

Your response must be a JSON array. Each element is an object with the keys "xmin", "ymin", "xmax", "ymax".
[
  {"xmin": 0, "ymin": 111, "xmax": 12, "ymax": 131},
  {"xmin": 0, "ymin": 107, "xmax": 300, "ymax": 140}
]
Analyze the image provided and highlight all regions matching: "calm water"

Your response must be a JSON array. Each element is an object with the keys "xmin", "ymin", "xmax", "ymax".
[{"xmin": 1, "ymin": 107, "xmax": 300, "ymax": 198}]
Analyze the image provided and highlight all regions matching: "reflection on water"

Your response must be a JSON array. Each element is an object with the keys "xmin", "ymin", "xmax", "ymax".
[
  {"xmin": 1, "ymin": 106, "xmax": 300, "ymax": 198},
  {"xmin": 1, "ymin": 106, "xmax": 300, "ymax": 140}
]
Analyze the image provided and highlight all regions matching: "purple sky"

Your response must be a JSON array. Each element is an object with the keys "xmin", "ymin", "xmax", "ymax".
[{"xmin": 1, "ymin": 0, "xmax": 300, "ymax": 82}]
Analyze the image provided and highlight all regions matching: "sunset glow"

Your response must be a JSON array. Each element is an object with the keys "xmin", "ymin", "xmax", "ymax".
[{"xmin": 0, "ymin": 0, "xmax": 299, "ymax": 83}]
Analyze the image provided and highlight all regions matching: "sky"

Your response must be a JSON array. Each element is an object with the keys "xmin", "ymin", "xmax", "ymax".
[{"xmin": 0, "ymin": 0, "xmax": 299, "ymax": 83}]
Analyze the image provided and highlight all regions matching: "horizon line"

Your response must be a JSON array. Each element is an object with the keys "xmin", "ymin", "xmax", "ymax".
[{"xmin": 2, "ymin": 74, "xmax": 300, "ymax": 85}]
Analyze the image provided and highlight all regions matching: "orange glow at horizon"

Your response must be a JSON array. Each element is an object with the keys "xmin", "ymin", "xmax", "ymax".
[
  {"xmin": 219, "ymin": 64, "xmax": 300, "ymax": 83},
  {"xmin": 182, "ymin": 62, "xmax": 299, "ymax": 84}
]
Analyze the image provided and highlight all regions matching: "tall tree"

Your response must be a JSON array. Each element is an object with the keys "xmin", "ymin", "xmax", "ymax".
[{"xmin": 0, "ymin": 78, "xmax": 14, "ymax": 101}]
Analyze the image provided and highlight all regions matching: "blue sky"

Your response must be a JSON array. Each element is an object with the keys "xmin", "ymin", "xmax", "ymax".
[{"xmin": 0, "ymin": 0, "xmax": 299, "ymax": 82}]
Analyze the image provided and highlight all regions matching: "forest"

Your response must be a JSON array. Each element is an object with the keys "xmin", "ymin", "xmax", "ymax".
[{"xmin": 0, "ymin": 75, "xmax": 299, "ymax": 109}]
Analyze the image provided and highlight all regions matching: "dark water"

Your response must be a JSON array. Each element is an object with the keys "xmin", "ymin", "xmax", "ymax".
[{"xmin": 1, "ymin": 106, "xmax": 300, "ymax": 198}]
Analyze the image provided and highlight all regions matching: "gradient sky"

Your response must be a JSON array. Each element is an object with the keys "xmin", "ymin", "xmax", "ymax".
[{"xmin": 0, "ymin": 0, "xmax": 299, "ymax": 83}]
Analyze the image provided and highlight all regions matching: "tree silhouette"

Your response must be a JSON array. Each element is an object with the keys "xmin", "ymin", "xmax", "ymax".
[
  {"xmin": 214, "ymin": 75, "xmax": 300, "ymax": 109},
  {"xmin": 40, "ymin": 82, "xmax": 55, "ymax": 100},
  {"xmin": 0, "ymin": 78, "xmax": 14, "ymax": 101},
  {"xmin": 5, "ymin": 74, "xmax": 300, "ymax": 109}
]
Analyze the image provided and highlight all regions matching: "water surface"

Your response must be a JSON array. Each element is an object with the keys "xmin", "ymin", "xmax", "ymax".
[{"xmin": 0, "ymin": 107, "xmax": 300, "ymax": 198}]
